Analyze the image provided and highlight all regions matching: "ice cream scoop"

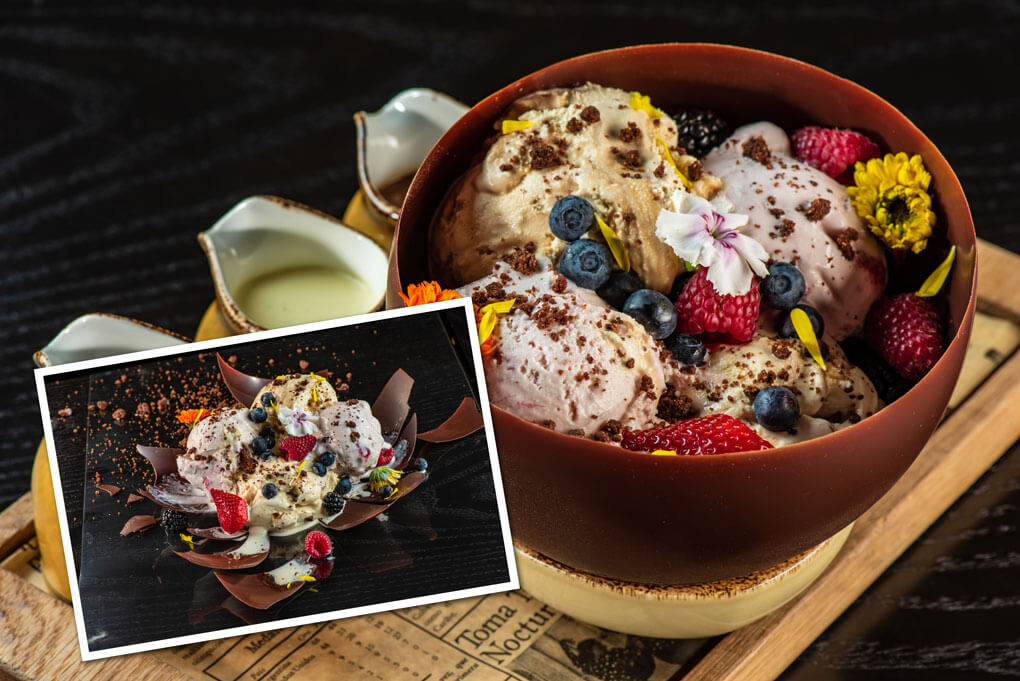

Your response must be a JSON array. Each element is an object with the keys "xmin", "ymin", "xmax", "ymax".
[{"xmin": 704, "ymin": 122, "xmax": 887, "ymax": 340}]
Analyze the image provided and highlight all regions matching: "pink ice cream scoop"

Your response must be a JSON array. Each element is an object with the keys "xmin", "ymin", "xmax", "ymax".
[{"xmin": 704, "ymin": 122, "xmax": 887, "ymax": 340}]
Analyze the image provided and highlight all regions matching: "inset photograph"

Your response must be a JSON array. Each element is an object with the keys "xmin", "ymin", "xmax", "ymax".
[{"xmin": 36, "ymin": 300, "xmax": 516, "ymax": 660}]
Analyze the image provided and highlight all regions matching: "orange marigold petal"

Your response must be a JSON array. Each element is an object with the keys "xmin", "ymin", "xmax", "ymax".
[
  {"xmin": 177, "ymin": 408, "xmax": 211, "ymax": 425},
  {"xmin": 401, "ymin": 281, "xmax": 460, "ymax": 307}
]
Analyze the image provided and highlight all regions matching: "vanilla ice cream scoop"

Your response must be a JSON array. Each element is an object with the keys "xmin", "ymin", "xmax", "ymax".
[
  {"xmin": 432, "ymin": 83, "xmax": 722, "ymax": 293},
  {"xmin": 703, "ymin": 122, "xmax": 887, "ymax": 340},
  {"xmin": 670, "ymin": 331, "xmax": 881, "ymax": 447},
  {"xmin": 459, "ymin": 261, "xmax": 679, "ymax": 437}
]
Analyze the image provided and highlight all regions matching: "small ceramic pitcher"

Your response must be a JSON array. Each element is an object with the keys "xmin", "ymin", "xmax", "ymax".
[
  {"xmin": 198, "ymin": 195, "xmax": 389, "ymax": 334},
  {"xmin": 355, "ymin": 88, "xmax": 468, "ymax": 223}
]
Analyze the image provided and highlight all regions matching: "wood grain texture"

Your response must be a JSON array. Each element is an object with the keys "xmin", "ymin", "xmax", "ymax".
[{"xmin": 0, "ymin": 493, "xmax": 34, "ymax": 560}]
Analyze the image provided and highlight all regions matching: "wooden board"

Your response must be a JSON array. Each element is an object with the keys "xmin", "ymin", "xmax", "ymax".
[{"xmin": 1, "ymin": 239, "xmax": 1018, "ymax": 681}]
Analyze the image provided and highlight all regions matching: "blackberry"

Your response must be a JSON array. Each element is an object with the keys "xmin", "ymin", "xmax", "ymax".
[
  {"xmin": 841, "ymin": 338, "xmax": 912, "ymax": 404},
  {"xmin": 323, "ymin": 492, "xmax": 346, "ymax": 515},
  {"xmin": 672, "ymin": 109, "xmax": 729, "ymax": 158},
  {"xmin": 259, "ymin": 425, "xmax": 273, "ymax": 438},
  {"xmin": 161, "ymin": 508, "xmax": 187, "ymax": 534}
]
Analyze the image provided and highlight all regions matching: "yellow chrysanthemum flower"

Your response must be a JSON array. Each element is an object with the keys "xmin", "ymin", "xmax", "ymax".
[{"xmin": 847, "ymin": 153, "xmax": 936, "ymax": 254}]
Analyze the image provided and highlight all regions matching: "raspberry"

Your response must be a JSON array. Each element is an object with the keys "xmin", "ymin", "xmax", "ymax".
[
  {"xmin": 377, "ymin": 447, "xmax": 394, "ymax": 466},
  {"xmin": 865, "ymin": 293, "xmax": 943, "ymax": 381},
  {"xmin": 313, "ymin": 558, "xmax": 334, "ymax": 580},
  {"xmin": 791, "ymin": 126, "xmax": 880, "ymax": 182},
  {"xmin": 279, "ymin": 434, "xmax": 317, "ymax": 462},
  {"xmin": 210, "ymin": 489, "xmax": 248, "ymax": 534},
  {"xmin": 304, "ymin": 530, "xmax": 332, "ymax": 559},
  {"xmin": 674, "ymin": 267, "xmax": 760, "ymax": 343},
  {"xmin": 621, "ymin": 414, "xmax": 773, "ymax": 455}
]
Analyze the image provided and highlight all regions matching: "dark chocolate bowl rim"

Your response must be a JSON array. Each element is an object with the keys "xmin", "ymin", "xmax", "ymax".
[{"xmin": 389, "ymin": 43, "xmax": 977, "ymax": 584}]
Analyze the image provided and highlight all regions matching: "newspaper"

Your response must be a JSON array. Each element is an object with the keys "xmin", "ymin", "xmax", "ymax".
[{"xmin": 4, "ymin": 541, "xmax": 702, "ymax": 681}]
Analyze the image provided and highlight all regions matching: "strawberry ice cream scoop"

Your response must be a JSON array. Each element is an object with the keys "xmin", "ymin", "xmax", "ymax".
[
  {"xmin": 704, "ymin": 122, "xmax": 887, "ymax": 340},
  {"xmin": 318, "ymin": 399, "xmax": 390, "ymax": 478}
]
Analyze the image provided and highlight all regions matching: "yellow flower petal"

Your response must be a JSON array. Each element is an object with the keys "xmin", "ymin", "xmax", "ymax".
[
  {"xmin": 480, "ymin": 298, "xmax": 516, "ymax": 315},
  {"xmin": 294, "ymin": 459, "xmax": 307, "ymax": 479},
  {"xmin": 595, "ymin": 213, "xmax": 631, "ymax": 272},
  {"xmin": 296, "ymin": 574, "xmax": 317, "ymax": 582},
  {"xmin": 650, "ymin": 449, "xmax": 677, "ymax": 456},
  {"xmin": 628, "ymin": 91, "xmax": 663, "ymax": 120},
  {"xmin": 502, "ymin": 119, "xmax": 534, "ymax": 134},
  {"xmin": 791, "ymin": 308, "xmax": 826, "ymax": 370},
  {"xmin": 916, "ymin": 246, "xmax": 956, "ymax": 298},
  {"xmin": 478, "ymin": 308, "xmax": 496, "ymax": 344},
  {"xmin": 655, "ymin": 136, "xmax": 692, "ymax": 189}
]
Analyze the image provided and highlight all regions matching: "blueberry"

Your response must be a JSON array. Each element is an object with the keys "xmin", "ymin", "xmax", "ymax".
[
  {"xmin": 753, "ymin": 386, "xmax": 800, "ymax": 431},
  {"xmin": 761, "ymin": 263, "xmax": 806, "ymax": 310},
  {"xmin": 250, "ymin": 406, "xmax": 267, "ymax": 423},
  {"xmin": 313, "ymin": 462, "xmax": 327, "ymax": 477},
  {"xmin": 622, "ymin": 289, "xmax": 677, "ymax": 340},
  {"xmin": 549, "ymin": 195, "xmax": 595, "ymax": 242},
  {"xmin": 377, "ymin": 484, "xmax": 394, "ymax": 498},
  {"xmin": 318, "ymin": 451, "xmax": 335, "ymax": 467},
  {"xmin": 262, "ymin": 483, "xmax": 278, "ymax": 499},
  {"xmin": 258, "ymin": 450, "xmax": 273, "ymax": 461},
  {"xmin": 260, "ymin": 392, "xmax": 275, "ymax": 407},
  {"xmin": 336, "ymin": 477, "xmax": 353, "ymax": 495},
  {"xmin": 780, "ymin": 304, "xmax": 825, "ymax": 340},
  {"xmin": 259, "ymin": 425, "xmax": 273, "ymax": 438},
  {"xmin": 252, "ymin": 436, "xmax": 268, "ymax": 453},
  {"xmin": 596, "ymin": 271, "xmax": 643, "ymax": 309},
  {"xmin": 558, "ymin": 239, "xmax": 612, "ymax": 290},
  {"xmin": 412, "ymin": 458, "xmax": 428, "ymax": 473},
  {"xmin": 669, "ymin": 270, "xmax": 695, "ymax": 301},
  {"xmin": 664, "ymin": 333, "xmax": 706, "ymax": 365}
]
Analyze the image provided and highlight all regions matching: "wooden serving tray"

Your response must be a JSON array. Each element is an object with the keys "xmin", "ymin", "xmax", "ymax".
[{"xmin": 1, "ymin": 239, "xmax": 1018, "ymax": 681}]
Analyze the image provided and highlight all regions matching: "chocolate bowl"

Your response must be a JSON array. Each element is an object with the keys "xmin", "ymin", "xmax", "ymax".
[{"xmin": 388, "ymin": 44, "xmax": 977, "ymax": 585}]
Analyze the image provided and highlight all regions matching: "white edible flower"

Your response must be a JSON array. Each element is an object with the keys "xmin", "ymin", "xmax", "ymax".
[
  {"xmin": 278, "ymin": 406, "xmax": 320, "ymax": 437},
  {"xmin": 655, "ymin": 189, "xmax": 769, "ymax": 296}
]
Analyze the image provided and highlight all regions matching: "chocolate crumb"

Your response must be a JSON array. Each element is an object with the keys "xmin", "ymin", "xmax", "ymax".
[
  {"xmin": 833, "ymin": 228, "xmax": 859, "ymax": 261},
  {"xmin": 551, "ymin": 275, "xmax": 567, "ymax": 294},
  {"xmin": 591, "ymin": 419, "xmax": 623, "ymax": 443},
  {"xmin": 622, "ymin": 150, "xmax": 642, "ymax": 169},
  {"xmin": 638, "ymin": 375, "xmax": 656, "ymax": 400},
  {"xmin": 742, "ymin": 136, "xmax": 772, "ymax": 166},
  {"xmin": 567, "ymin": 428, "xmax": 585, "ymax": 437},
  {"xmin": 298, "ymin": 359, "xmax": 310, "ymax": 371},
  {"xmin": 777, "ymin": 219, "xmax": 795, "ymax": 238},
  {"xmin": 97, "ymin": 401, "xmax": 108, "ymax": 411},
  {"xmin": 58, "ymin": 407, "xmax": 72, "ymax": 417},
  {"xmin": 502, "ymin": 245, "xmax": 540, "ymax": 275},
  {"xmin": 566, "ymin": 118, "xmax": 583, "ymax": 134},
  {"xmin": 771, "ymin": 339, "xmax": 795, "ymax": 360},
  {"xmin": 499, "ymin": 163, "xmax": 514, "ymax": 172},
  {"xmin": 528, "ymin": 141, "xmax": 561, "ymax": 170},
  {"xmin": 539, "ymin": 419, "xmax": 556, "ymax": 430},
  {"xmin": 112, "ymin": 408, "xmax": 127, "ymax": 425},
  {"xmin": 654, "ymin": 162, "xmax": 666, "ymax": 178},
  {"xmin": 657, "ymin": 390, "xmax": 695, "ymax": 422},
  {"xmin": 580, "ymin": 106, "xmax": 600, "ymax": 123},
  {"xmin": 618, "ymin": 121, "xmax": 642, "ymax": 143},
  {"xmin": 800, "ymin": 198, "xmax": 831, "ymax": 222},
  {"xmin": 135, "ymin": 402, "xmax": 150, "ymax": 419}
]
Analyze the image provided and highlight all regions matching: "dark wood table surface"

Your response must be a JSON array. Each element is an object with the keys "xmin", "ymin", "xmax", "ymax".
[{"xmin": 2, "ymin": 1, "xmax": 1018, "ymax": 677}]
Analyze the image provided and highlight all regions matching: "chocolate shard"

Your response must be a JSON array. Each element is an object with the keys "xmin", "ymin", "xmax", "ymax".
[
  {"xmin": 120, "ymin": 514, "xmax": 159, "ymax": 536},
  {"xmin": 372, "ymin": 369, "xmax": 414, "ymax": 443},
  {"xmin": 217, "ymin": 353, "xmax": 271, "ymax": 407},
  {"xmin": 97, "ymin": 483, "xmax": 121, "ymax": 496},
  {"xmin": 321, "ymin": 472, "xmax": 428, "ymax": 531},
  {"xmin": 136, "ymin": 445, "xmax": 184, "ymax": 481},
  {"xmin": 126, "ymin": 493, "xmax": 144, "ymax": 504},
  {"xmin": 392, "ymin": 413, "xmax": 417, "ymax": 470},
  {"xmin": 215, "ymin": 572, "xmax": 302, "ymax": 610},
  {"xmin": 176, "ymin": 548, "xmax": 269, "ymax": 570},
  {"xmin": 140, "ymin": 474, "xmax": 216, "ymax": 514},
  {"xmin": 189, "ymin": 526, "xmax": 247, "ymax": 540},
  {"xmin": 418, "ymin": 397, "xmax": 483, "ymax": 443}
]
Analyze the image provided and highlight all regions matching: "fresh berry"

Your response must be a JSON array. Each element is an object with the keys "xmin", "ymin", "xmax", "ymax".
[
  {"xmin": 760, "ymin": 263, "xmax": 806, "ymax": 311},
  {"xmin": 753, "ymin": 386, "xmax": 800, "ymax": 431},
  {"xmin": 318, "ymin": 450, "xmax": 335, "ymax": 467},
  {"xmin": 304, "ymin": 530, "xmax": 332, "ymax": 559},
  {"xmin": 263, "ymin": 434, "xmax": 275, "ymax": 451},
  {"xmin": 621, "ymin": 414, "xmax": 773, "ymax": 455},
  {"xmin": 313, "ymin": 462, "xmax": 327, "ymax": 477},
  {"xmin": 377, "ymin": 484, "xmax": 395, "ymax": 499},
  {"xmin": 672, "ymin": 108, "xmax": 730, "ymax": 158},
  {"xmin": 336, "ymin": 477, "xmax": 353, "ymax": 495},
  {"xmin": 623, "ymin": 289, "xmax": 677, "ymax": 340},
  {"xmin": 664, "ymin": 332, "xmax": 706, "ymax": 365},
  {"xmin": 210, "ymin": 489, "xmax": 248, "ymax": 534},
  {"xmin": 250, "ymin": 406, "xmax": 267, "ymax": 423},
  {"xmin": 791, "ymin": 126, "xmax": 881, "ymax": 181},
  {"xmin": 323, "ymin": 492, "xmax": 346, "ymax": 514},
  {"xmin": 252, "ymin": 436, "xmax": 268, "ymax": 454},
  {"xmin": 864, "ymin": 293, "xmax": 943, "ymax": 381},
  {"xmin": 674, "ymin": 267, "xmax": 760, "ymax": 343},
  {"xmin": 161, "ymin": 508, "xmax": 187, "ymax": 534},
  {"xmin": 669, "ymin": 269, "xmax": 695, "ymax": 301},
  {"xmin": 260, "ymin": 392, "xmax": 276, "ymax": 407},
  {"xmin": 780, "ymin": 304, "xmax": 825, "ymax": 340},
  {"xmin": 549, "ymin": 195, "xmax": 595, "ymax": 241},
  {"xmin": 841, "ymin": 337, "xmax": 912, "ymax": 404},
  {"xmin": 259, "ymin": 425, "xmax": 273, "ymax": 438},
  {"xmin": 377, "ymin": 447, "xmax": 394, "ymax": 466},
  {"xmin": 279, "ymin": 434, "xmax": 317, "ymax": 462},
  {"xmin": 262, "ymin": 483, "xmax": 278, "ymax": 499},
  {"xmin": 597, "ymin": 270, "xmax": 643, "ymax": 309},
  {"xmin": 412, "ymin": 458, "xmax": 428, "ymax": 473},
  {"xmin": 558, "ymin": 239, "xmax": 612, "ymax": 290}
]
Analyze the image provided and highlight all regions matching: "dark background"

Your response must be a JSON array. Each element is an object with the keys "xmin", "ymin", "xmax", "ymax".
[{"xmin": 2, "ymin": 0, "xmax": 1018, "ymax": 676}]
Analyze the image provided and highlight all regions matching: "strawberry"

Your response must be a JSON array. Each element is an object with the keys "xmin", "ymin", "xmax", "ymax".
[
  {"xmin": 674, "ymin": 267, "xmax": 760, "ymax": 343},
  {"xmin": 865, "ymin": 293, "xmax": 943, "ymax": 381},
  {"xmin": 621, "ymin": 414, "xmax": 773, "ymax": 455},
  {"xmin": 303, "ymin": 530, "xmax": 332, "ymax": 559},
  {"xmin": 210, "ymin": 489, "xmax": 248, "ymax": 534},
  {"xmin": 791, "ymin": 126, "xmax": 880, "ymax": 182},
  {"xmin": 377, "ymin": 447, "xmax": 394, "ymax": 466},
  {"xmin": 279, "ymin": 434, "xmax": 317, "ymax": 462}
]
